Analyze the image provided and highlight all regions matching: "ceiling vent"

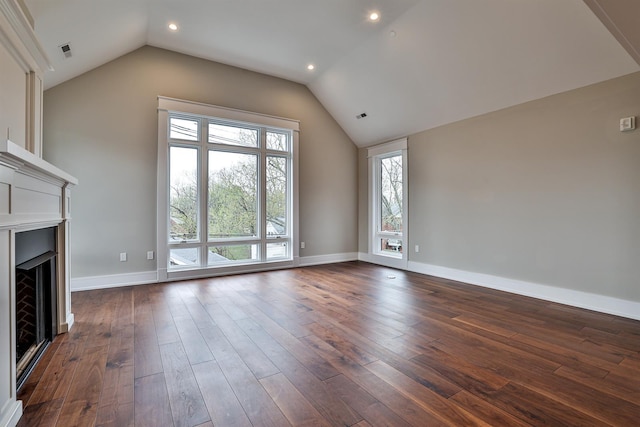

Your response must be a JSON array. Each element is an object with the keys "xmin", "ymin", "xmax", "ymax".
[
  {"xmin": 356, "ymin": 112, "xmax": 368, "ymax": 119},
  {"xmin": 59, "ymin": 43, "xmax": 72, "ymax": 59}
]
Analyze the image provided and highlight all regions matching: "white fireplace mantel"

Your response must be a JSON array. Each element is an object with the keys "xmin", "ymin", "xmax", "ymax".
[
  {"xmin": 0, "ymin": 139, "xmax": 76, "ymax": 186},
  {"xmin": 0, "ymin": 139, "xmax": 77, "ymax": 427}
]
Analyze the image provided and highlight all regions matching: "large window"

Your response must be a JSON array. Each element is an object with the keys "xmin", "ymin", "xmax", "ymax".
[
  {"xmin": 368, "ymin": 138, "xmax": 408, "ymax": 268},
  {"xmin": 158, "ymin": 97, "xmax": 299, "ymax": 279}
]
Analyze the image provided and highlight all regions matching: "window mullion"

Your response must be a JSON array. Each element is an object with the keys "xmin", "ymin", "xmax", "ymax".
[
  {"xmin": 200, "ymin": 119, "xmax": 208, "ymax": 267},
  {"xmin": 259, "ymin": 128, "xmax": 267, "ymax": 261},
  {"xmin": 376, "ymin": 157, "xmax": 383, "ymax": 235}
]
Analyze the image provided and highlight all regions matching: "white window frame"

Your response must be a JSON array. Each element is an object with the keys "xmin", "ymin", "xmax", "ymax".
[
  {"xmin": 368, "ymin": 138, "xmax": 408, "ymax": 269},
  {"xmin": 157, "ymin": 96, "xmax": 300, "ymax": 281}
]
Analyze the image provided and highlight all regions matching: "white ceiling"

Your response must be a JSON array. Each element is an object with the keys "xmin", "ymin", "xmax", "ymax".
[{"xmin": 23, "ymin": 0, "xmax": 640, "ymax": 147}]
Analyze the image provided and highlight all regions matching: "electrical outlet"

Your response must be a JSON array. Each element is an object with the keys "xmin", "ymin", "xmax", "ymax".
[
  {"xmin": 620, "ymin": 116, "xmax": 636, "ymax": 132},
  {"xmin": 415, "ymin": 244, "xmax": 420, "ymax": 253},
  {"xmin": 301, "ymin": 241, "xmax": 305, "ymax": 249},
  {"xmin": 119, "ymin": 252, "xmax": 127, "ymax": 262},
  {"xmin": 147, "ymin": 251, "xmax": 154, "ymax": 260}
]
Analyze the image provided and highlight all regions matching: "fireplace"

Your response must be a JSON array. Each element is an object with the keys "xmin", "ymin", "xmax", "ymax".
[
  {"xmin": 14, "ymin": 227, "xmax": 58, "ymax": 390},
  {"xmin": 0, "ymin": 1, "xmax": 77, "ymax": 425},
  {"xmin": 1, "ymin": 139, "xmax": 77, "ymax": 427}
]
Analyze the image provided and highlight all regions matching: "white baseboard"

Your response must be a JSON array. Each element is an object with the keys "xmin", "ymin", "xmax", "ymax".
[
  {"xmin": 358, "ymin": 252, "xmax": 408, "ymax": 270},
  {"xmin": 70, "ymin": 252, "xmax": 358, "ymax": 291},
  {"xmin": 68, "ymin": 256, "xmax": 640, "ymax": 321},
  {"xmin": 59, "ymin": 313, "xmax": 74, "ymax": 333},
  {"xmin": 71, "ymin": 271, "xmax": 158, "ymax": 292},
  {"xmin": 298, "ymin": 252, "xmax": 359, "ymax": 267},
  {"xmin": 0, "ymin": 400, "xmax": 22, "ymax": 427},
  {"xmin": 405, "ymin": 260, "xmax": 640, "ymax": 321}
]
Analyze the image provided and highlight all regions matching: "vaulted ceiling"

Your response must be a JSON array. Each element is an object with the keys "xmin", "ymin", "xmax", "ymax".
[{"xmin": 23, "ymin": 0, "xmax": 640, "ymax": 147}]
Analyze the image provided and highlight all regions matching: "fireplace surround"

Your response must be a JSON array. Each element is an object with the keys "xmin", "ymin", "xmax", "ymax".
[
  {"xmin": 0, "ymin": 140, "xmax": 77, "ymax": 427},
  {"xmin": 0, "ymin": 1, "xmax": 77, "ymax": 426}
]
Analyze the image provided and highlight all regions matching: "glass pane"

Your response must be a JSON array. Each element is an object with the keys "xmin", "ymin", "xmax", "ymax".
[
  {"xmin": 267, "ymin": 241, "xmax": 288, "ymax": 259},
  {"xmin": 379, "ymin": 155, "xmax": 403, "ymax": 233},
  {"xmin": 208, "ymin": 245, "xmax": 258, "ymax": 264},
  {"xmin": 170, "ymin": 117, "xmax": 198, "ymax": 141},
  {"xmin": 381, "ymin": 238, "xmax": 403, "ymax": 255},
  {"xmin": 208, "ymin": 151, "xmax": 258, "ymax": 239},
  {"xmin": 266, "ymin": 131, "xmax": 288, "ymax": 151},
  {"xmin": 266, "ymin": 156, "xmax": 287, "ymax": 237},
  {"xmin": 170, "ymin": 248, "xmax": 199, "ymax": 267},
  {"xmin": 169, "ymin": 146, "xmax": 198, "ymax": 242},
  {"xmin": 209, "ymin": 123, "xmax": 258, "ymax": 147}
]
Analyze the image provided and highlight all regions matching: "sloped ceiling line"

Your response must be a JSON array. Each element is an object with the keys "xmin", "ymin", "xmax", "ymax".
[
  {"xmin": 583, "ymin": 0, "xmax": 640, "ymax": 65},
  {"xmin": 23, "ymin": 0, "xmax": 640, "ymax": 147}
]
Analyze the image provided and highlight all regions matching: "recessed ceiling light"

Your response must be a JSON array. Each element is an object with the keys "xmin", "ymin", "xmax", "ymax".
[
  {"xmin": 168, "ymin": 23, "xmax": 178, "ymax": 31},
  {"xmin": 307, "ymin": 64, "xmax": 315, "ymax": 71},
  {"xmin": 369, "ymin": 12, "xmax": 380, "ymax": 22}
]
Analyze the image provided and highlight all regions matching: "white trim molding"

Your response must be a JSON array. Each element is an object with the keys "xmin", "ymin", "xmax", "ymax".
[
  {"xmin": 358, "ymin": 252, "xmax": 408, "ymax": 271},
  {"xmin": 0, "ymin": 0, "xmax": 52, "ymax": 73},
  {"xmin": 298, "ymin": 252, "xmax": 358, "ymax": 267},
  {"xmin": 71, "ymin": 253, "xmax": 359, "ymax": 292},
  {"xmin": 71, "ymin": 271, "xmax": 158, "ymax": 292},
  {"xmin": 405, "ymin": 260, "xmax": 640, "ymax": 321},
  {"xmin": 367, "ymin": 137, "xmax": 407, "ymax": 158},
  {"xmin": 72, "ymin": 255, "xmax": 640, "ymax": 320},
  {"xmin": 158, "ymin": 96, "xmax": 300, "ymax": 131},
  {"xmin": 0, "ymin": 400, "xmax": 21, "ymax": 427}
]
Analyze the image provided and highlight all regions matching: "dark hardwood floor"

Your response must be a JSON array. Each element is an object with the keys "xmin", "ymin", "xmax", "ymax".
[{"xmin": 16, "ymin": 261, "xmax": 640, "ymax": 426}]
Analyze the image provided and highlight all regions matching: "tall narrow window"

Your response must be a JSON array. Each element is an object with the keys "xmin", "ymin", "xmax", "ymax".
[
  {"xmin": 266, "ymin": 155, "xmax": 288, "ymax": 260},
  {"xmin": 158, "ymin": 97, "xmax": 299, "ymax": 280},
  {"xmin": 169, "ymin": 146, "xmax": 199, "ymax": 242},
  {"xmin": 368, "ymin": 138, "xmax": 408, "ymax": 268},
  {"xmin": 378, "ymin": 154, "xmax": 403, "ymax": 256}
]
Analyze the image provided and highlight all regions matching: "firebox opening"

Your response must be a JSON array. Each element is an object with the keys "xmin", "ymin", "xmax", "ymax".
[{"xmin": 15, "ymin": 227, "xmax": 58, "ymax": 391}]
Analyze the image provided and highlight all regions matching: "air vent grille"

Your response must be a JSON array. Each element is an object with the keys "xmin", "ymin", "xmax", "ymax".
[{"xmin": 59, "ymin": 43, "xmax": 72, "ymax": 59}]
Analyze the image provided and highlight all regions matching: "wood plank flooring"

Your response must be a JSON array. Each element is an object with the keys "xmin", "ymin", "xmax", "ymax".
[{"xmin": 16, "ymin": 261, "xmax": 640, "ymax": 426}]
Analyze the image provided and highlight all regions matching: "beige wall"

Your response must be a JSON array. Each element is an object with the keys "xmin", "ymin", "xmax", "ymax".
[
  {"xmin": 360, "ymin": 71, "xmax": 640, "ymax": 302},
  {"xmin": 42, "ymin": 46, "xmax": 358, "ymax": 278}
]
